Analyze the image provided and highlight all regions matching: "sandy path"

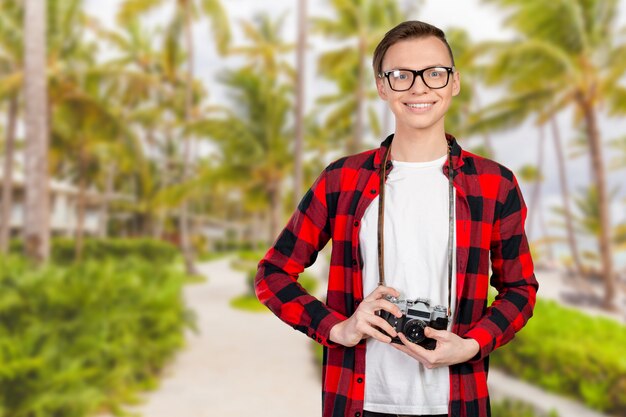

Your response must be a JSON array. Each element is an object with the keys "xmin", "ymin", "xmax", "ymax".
[{"xmin": 117, "ymin": 257, "xmax": 321, "ymax": 417}]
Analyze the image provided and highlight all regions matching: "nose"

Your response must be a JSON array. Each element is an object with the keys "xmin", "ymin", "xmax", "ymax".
[{"xmin": 409, "ymin": 74, "xmax": 429, "ymax": 94}]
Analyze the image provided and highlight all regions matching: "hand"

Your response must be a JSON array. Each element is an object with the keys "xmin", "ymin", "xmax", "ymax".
[
  {"xmin": 391, "ymin": 327, "xmax": 480, "ymax": 369},
  {"xmin": 329, "ymin": 286, "xmax": 403, "ymax": 347}
]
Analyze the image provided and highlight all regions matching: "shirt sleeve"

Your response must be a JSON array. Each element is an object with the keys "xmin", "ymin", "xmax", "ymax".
[
  {"xmin": 464, "ymin": 174, "xmax": 539, "ymax": 360},
  {"xmin": 254, "ymin": 169, "xmax": 347, "ymax": 347}
]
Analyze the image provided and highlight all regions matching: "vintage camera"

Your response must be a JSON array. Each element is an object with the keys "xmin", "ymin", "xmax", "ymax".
[{"xmin": 378, "ymin": 296, "xmax": 448, "ymax": 350}]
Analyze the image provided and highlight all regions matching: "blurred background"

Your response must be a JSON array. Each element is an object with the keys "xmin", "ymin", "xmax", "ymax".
[{"xmin": 1, "ymin": 0, "xmax": 626, "ymax": 416}]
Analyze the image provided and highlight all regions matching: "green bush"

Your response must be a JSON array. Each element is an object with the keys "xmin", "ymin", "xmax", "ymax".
[
  {"xmin": 491, "ymin": 399, "xmax": 558, "ymax": 417},
  {"xmin": 492, "ymin": 299, "xmax": 626, "ymax": 415},
  {"xmin": 0, "ymin": 255, "xmax": 192, "ymax": 417},
  {"xmin": 10, "ymin": 237, "xmax": 179, "ymax": 265}
]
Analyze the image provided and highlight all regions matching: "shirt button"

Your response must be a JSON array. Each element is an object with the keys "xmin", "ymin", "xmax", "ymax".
[
  {"xmin": 317, "ymin": 337, "xmax": 322, "ymax": 342},
  {"xmin": 369, "ymin": 189, "xmax": 376, "ymax": 195},
  {"xmin": 353, "ymin": 220, "xmax": 359, "ymax": 227},
  {"xmin": 354, "ymin": 300, "xmax": 361, "ymax": 307},
  {"xmin": 357, "ymin": 377, "xmax": 363, "ymax": 383},
  {"xmin": 355, "ymin": 412, "xmax": 361, "ymax": 417}
]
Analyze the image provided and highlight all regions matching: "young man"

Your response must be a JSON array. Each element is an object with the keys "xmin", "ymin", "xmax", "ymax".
[{"xmin": 255, "ymin": 21, "xmax": 538, "ymax": 417}]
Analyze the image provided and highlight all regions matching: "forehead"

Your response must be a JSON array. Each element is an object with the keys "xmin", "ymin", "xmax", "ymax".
[{"xmin": 382, "ymin": 36, "xmax": 452, "ymax": 70}]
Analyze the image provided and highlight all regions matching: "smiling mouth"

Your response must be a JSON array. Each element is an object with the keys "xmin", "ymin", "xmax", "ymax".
[{"xmin": 406, "ymin": 102, "xmax": 434, "ymax": 109}]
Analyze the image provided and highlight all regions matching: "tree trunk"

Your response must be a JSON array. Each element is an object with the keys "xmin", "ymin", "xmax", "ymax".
[
  {"xmin": 75, "ymin": 140, "xmax": 87, "ymax": 261},
  {"xmin": 180, "ymin": 0, "xmax": 197, "ymax": 276},
  {"xmin": 152, "ymin": 127, "xmax": 167, "ymax": 239},
  {"xmin": 352, "ymin": 33, "xmax": 366, "ymax": 154},
  {"xmin": 293, "ymin": 0, "xmax": 307, "ymax": 209},
  {"xmin": 526, "ymin": 125, "xmax": 545, "ymax": 240},
  {"xmin": 527, "ymin": 126, "xmax": 545, "ymax": 240},
  {"xmin": 268, "ymin": 180, "xmax": 282, "ymax": 245},
  {"xmin": 23, "ymin": 0, "xmax": 50, "ymax": 264},
  {"xmin": 550, "ymin": 116, "xmax": 584, "ymax": 276},
  {"xmin": 0, "ymin": 93, "xmax": 18, "ymax": 254},
  {"xmin": 577, "ymin": 93, "xmax": 615, "ymax": 310},
  {"xmin": 98, "ymin": 162, "xmax": 116, "ymax": 238}
]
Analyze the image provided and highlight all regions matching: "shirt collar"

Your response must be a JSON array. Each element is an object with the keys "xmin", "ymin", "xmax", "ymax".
[{"xmin": 374, "ymin": 133, "xmax": 465, "ymax": 172}]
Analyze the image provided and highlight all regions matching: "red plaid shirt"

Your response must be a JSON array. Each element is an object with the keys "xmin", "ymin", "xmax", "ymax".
[{"xmin": 255, "ymin": 134, "xmax": 538, "ymax": 417}]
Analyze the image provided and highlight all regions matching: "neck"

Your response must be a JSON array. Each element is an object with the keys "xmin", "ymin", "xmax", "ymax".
[{"xmin": 390, "ymin": 132, "xmax": 448, "ymax": 162}]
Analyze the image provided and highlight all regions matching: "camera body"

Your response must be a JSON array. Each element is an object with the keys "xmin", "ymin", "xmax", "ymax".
[{"xmin": 378, "ymin": 296, "xmax": 448, "ymax": 350}]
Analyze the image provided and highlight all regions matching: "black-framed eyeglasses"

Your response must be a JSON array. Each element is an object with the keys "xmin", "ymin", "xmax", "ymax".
[{"xmin": 379, "ymin": 66, "xmax": 455, "ymax": 91}]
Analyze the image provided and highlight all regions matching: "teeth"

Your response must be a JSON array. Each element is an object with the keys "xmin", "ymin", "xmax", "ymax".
[{"xmin": 407, "ymin": 103, "xmax": 433, "ymax": 108}]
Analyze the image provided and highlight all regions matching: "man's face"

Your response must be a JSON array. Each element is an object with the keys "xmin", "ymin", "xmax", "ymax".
[{"xmin": 376, "ymin": 36, "xmax": 460, "ymax": 137}]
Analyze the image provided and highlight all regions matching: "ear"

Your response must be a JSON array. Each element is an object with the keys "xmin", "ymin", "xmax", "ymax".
[
  {"xmin": 451, "ymin": 70, "xmax": 461, "ymax": 97},
  {"xmin": 376, "ymin": 75, "xmax": 388, "ymax": 101}
]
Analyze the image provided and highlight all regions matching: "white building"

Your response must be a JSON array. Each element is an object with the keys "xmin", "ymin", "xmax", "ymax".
[{"xmin": 0, "ymin": 171, "xmax": 103, "ymax": 237}]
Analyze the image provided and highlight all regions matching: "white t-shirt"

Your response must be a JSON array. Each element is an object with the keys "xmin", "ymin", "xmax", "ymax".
[{"xmin": 359, "ymin": 154, "xmax": 457, "ymax": 415}]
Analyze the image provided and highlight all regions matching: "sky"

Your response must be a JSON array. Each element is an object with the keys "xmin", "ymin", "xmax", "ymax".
[{"xmin": 83, "ymin": 0, "xmax": 626, "ymax": 258}]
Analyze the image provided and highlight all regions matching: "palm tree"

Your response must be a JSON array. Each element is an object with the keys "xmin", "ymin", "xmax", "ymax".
[
  {"xmin": 89, "ymin": 16, "xmax": 182, "ymax": 238},
  {"xmin": 480, "ymin": 0, "xmax": 624, "ymax": 308},
  {"xmin": 312, "ymin": 0, "xmax": 411, "ymax": 153},
  {"xmin": 0, "ymin": 0, "xmax": 21, "ymax": 255},
  {"xmin": 550, "ymin": 116, "xmax": 585, "ymax": 276},
  {"xmin": 23, "ymin": 0, "xmax": 50, "ymax": 263},
  {"xmin": 51, "ymin": 68, "xmax": 135, "ymax": 259},
  {"xmin": 444, "ymin": 28, "xmax": 495, "ymax": 157},
  {"xmin": 118, "ymin": 0, "xmax": 231, "ymax": 275},
  {"xmin": 0, "ymin": 95, "xmax": 18, "ymax": 255},
  {"xmin": 293, "ymin": 0, "xmax": 307, "ymax": 209},
  {"xmin": 191, "ymin": 63, "xmax": 293, "ymax": 243},
  {"xmin": 518, "ymin": 126, "xmax": 546, "ymax": 241}
]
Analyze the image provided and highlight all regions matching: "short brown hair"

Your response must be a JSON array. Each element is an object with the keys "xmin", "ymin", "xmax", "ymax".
[{"xmin": 372, "ymin": 21, "xmax": 455, "ymax": 77}]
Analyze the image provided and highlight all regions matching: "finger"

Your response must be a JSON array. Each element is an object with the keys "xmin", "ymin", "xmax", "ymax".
[
  {"xmin": 368, "ymin": 314, "xmax": 399, "ymax": 338},
  {"xmin": 398, "ymin": 333, "xmax": 429, "ymax": 355},
  {"xmin": 424, "ymin": 327, "xmax": 447, "ymax": 340},
  {"xmin": 374, "ymin": 299, "xmax": 403, "ymax": 318},
  {"xmin": 391, "ymin": 342, "xmax": 411, "ymax": 354},
  {"xmin": 392, "ymin": 336, "xmax": 428, "ymax": 362},
  {"xmin": 361, "ymin": 324, "xmax": 394, "ymax": 344},
  {"xmin": 397, "ymin": 333, "xmax": 435, "ymax": 363},
  {"xmin": 364, "ymin": 285, "xmax": 400, "ymax": 302},
  {"xmin": 355, "ymin": 312, "xmax": 398, "ymax": 339}
]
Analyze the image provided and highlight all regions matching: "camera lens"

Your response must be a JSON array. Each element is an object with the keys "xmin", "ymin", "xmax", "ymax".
[{"xmin": 403, "ymin": 319, "xmax": 426, "ymax": 344}]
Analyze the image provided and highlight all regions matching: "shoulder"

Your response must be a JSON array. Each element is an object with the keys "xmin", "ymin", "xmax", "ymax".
[
  {"xmin": 457, "ymin": 149, "xmax": 523, "ymax": 206},
  {"xmin": 324, "ymin": 148, "xmax": 378, "ymax": 174},
  {"xmin": 459, "ymin": 149, "xmax": 516, "ymax": 184}
]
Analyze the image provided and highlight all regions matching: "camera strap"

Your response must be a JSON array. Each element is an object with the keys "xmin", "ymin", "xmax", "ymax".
[{"xmin": 377, "ymin": 139, "xmax": 455, "ymax": 317}]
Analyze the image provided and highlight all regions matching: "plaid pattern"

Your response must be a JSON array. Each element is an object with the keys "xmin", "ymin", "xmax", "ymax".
[{"xmin": 255, "ymin": 134, "xmax": 538, "ymax": 417}]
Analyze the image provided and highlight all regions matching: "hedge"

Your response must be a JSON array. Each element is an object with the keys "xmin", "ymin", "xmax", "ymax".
[
  {"xmin": 491, "ymin": 399, "xmax": 558, "ymax": 417},
  {"xmin": 10, "ymin": 237, "xmax": 179, "ymax": 265},
  {"xmin": 0, "ymin": 255, "xmax": 192, "ymax": 417},
  {"xmin": 491, "ymin": 298, "xmax": 626, "ymax": 415}
]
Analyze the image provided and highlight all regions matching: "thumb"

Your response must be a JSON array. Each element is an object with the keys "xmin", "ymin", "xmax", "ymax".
[{"xmin": 425, "ymin": 326, "xmax": 447, "ymax": 340}]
